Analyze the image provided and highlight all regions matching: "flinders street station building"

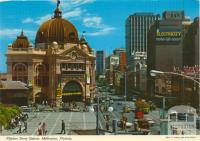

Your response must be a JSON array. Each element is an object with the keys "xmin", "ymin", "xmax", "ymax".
[{"xmin": 3, "ymin": 4, "xmax": 96, "ymax": 106}]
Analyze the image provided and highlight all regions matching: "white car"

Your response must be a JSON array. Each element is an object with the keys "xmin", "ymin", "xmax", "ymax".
[
  {"xmin": 145, "ymin": 118, "xmax": 155, "ymax": 125},
  {"xmin": 126, "ymin": 122, "xmax": 133, "ymax": 127},
  {"xmin": 86, "ymin": 106, "xmax": 95, "ymax": 112}
]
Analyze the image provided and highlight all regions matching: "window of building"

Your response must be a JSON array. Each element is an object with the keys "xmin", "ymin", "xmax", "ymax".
[
  {"xmin": 35, "ymin": 64, "xmax": 48, "ymax": 86},
  {"xmin": 12, "ymin": 63, "xmax": 28, "ymax": 84},
  {"xmin": 69, "ymin": 32, "xmax": 75, "ymax": 42}
]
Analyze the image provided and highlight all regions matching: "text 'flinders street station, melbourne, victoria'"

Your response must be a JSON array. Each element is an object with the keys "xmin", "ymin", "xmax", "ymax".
[{"xmin": 5, "ymin": 3, "xmax": 96, "ymax": 106}]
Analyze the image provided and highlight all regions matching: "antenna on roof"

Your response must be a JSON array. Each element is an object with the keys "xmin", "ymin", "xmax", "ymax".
[
  {"xmin": 57, "ymin": 0, "xmax": 61, "ymax": 7},
  {"xmin": 82, "ymin": 31, "xmax": 86, "ymax": 37}
]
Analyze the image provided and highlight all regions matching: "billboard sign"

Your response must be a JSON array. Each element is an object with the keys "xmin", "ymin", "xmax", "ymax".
[
  {"xmin": 156, "ymin": 28, "xmax": 182, "ymax": 44},
  {"xmin": 110, "ymin": 56, "xmax": 119, "ymax": 66}
]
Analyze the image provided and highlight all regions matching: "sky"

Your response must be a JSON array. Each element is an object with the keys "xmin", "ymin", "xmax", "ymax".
[{"xmin": 0, "ymin": 0, "xmax": 199, "ymax": 72}]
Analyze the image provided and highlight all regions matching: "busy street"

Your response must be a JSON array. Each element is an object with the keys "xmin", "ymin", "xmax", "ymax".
[{"xmin": 0, "ymin": 0, "xmax": 199, "ymax": 138}]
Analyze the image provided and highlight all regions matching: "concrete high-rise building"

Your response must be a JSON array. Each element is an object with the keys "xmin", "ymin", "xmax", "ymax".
[
  {"xmin": 113, "ymin": 48, "xmax": 125, "ymax": 56},
  {"xmin": 125, "ymin": 13, "xmax": 160, "ymax": 68},
  {"xmin": 147, "ymin": 11, "xmax": 199, "ymax": 108},
  {"xmin": 119, "ymin": 52, "xmax": 126, "ymax": 73},
  {"xmin": 147, "ymin": 11, "xmax": 191, "ymax": 73},
  {"xmin": 125, "ymin": 13, "xmax": 159, "ymax": 95},
  {"xmin": 96, "ymin": 50, "xmax": 106, "ymax": 75},
  {"xmin": 113, "ymin": 48, "xmax": 126, "ymax": 72},
  {"xmin": 183, "ymin": 17, "xmax": 199, "ymax": 66},
  {"xmin": 105, "ymin": 54, "xmax": 119, "ymax": 85}
]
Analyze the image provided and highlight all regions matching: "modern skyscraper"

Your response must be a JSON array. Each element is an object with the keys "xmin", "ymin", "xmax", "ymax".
[
  {"xmin": 96, "ymin": 50, "xmax": 106, "ymax": 75},
  {"xmin": 125, "ymin": 13, "xmax": 159, "ymax": 95},
  {"xmin": 125, "ymin": 13, "xmax": 160, "ymax": 68}
]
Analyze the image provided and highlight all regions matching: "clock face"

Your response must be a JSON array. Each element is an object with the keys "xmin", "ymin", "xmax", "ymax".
[{"xmin": 71, "ymin": 52, "xmax": 77, "ymax": 59}]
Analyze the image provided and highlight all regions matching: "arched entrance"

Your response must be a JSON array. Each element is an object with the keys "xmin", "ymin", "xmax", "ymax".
[
  {"xmin": 35, "ymin": 92, "xmax": 46, "ymax": 104},
  {"xmin": 62, "ymin": 81, "xmax": 83, "ymax": 102}
]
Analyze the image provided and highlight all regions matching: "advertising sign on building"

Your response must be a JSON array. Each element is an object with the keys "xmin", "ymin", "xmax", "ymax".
[
  {"xmin": 110, "ymin": 56, "xmax": 119, "ymax": 66},
  {"xmin": 56, "ymin": 88, "xmax": 62, "ymax": 97},
  {"xmin": 156, "ymin": 28, "xmax": 182, "ymax": 44}
]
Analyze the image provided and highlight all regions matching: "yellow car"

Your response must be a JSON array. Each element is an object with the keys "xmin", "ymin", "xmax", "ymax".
[
  {"xmin": 143, "ymin": 107, "xmax": 150, "ymax": 114},
  {"xmin": 123, "ymin": 106, "xmax": 132, "ymax": 113}
]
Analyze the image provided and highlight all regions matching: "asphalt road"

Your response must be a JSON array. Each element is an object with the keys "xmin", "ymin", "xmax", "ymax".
[{"xmin": 98, "ymin": 91, "xmax": 163, "ymax": 134}]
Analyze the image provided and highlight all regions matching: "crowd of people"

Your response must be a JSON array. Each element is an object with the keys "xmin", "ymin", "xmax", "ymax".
[{"xmin": 9, "ymin": 113, "xmax": 28, "ymax": 134}]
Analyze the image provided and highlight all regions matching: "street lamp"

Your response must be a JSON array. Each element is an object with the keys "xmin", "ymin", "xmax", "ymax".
[
  {"xmin": 95, "ymin": 96, "xmax": 114, "ymax": 135},
  {"xmin": 150, "ymin": 70, "xmax": 200, "ymax": 85},
  {"xmin": 150, "ymin": 69, "xmax": 200, "ymax": 112}
]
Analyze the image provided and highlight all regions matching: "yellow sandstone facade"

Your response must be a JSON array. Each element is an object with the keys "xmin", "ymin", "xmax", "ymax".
[{"xmin": 6, "ymin": 4, "xmax": 96, "ymax": 106}]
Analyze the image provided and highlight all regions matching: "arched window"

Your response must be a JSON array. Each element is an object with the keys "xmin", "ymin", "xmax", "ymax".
[
  {"xmin": 69, "ymin": 32, "xmax": 75, "ymax": 42},
  {"xmin": 35, "ymin": 64, "xmax": 48, "ymax": 86},
  {"xmin": 12, "ymin": 63, "xmax": 28, "ymax": 84}
]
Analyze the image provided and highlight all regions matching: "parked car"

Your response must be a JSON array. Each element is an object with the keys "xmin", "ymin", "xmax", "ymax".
[
  {"xmin": 21, "ymin": 106, "xmax": 32, "ymax": 112},
  {"xmin": 110, "ymin": 100, "xmax": 114, "ymax": 104},
  {"xmin": 118, "ymin": 102, "xmax": 122, "ymax": 105},
  {"xmin": 86, "ymin": 106, "xmax": 95, "ymax": 112}
]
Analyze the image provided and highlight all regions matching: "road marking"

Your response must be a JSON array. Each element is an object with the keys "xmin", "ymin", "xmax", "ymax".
[
  {"xmin": 83, "ymin": 112, "xmax": 86, "ymax": 129},
  {"xmin": 66, "ymin": 112, "xmax": 73, "ymax": 135},
  {"xmin": 48, "ymin": 112, "xmax": 62, "ymax": 135},
  {"xmin": 32, "ymin": 113, "xmax": 51, "ymax": 135}
]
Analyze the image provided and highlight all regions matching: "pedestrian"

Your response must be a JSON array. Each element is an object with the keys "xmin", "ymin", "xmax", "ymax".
[
  {"xmin": 22, "ymin": 121, "xmax": 27, "ymax": 133},
  {"xmin": 124, "ymin": 116, "xmax": 127, "ymax": 132},
  {"xmin": 45, "ymin": 100, "xmax": 48, "ymax": 106},
  {"xmin": 134, "ymin": 121, "xmax": 138, "ymax": 131},
  {"xmin": 37, "ymin": 122, "xmax": 42, "ymax": 135},
  {"xmin": 42, "ymin": 122, "xmax": 47, "ymax": 135},
  {"xmin": 120, "ymin": 114, "xmax": 125, "ymax": 130},
  {"xmin": 25, "ymin": 113, "xmax": 29, "ymax": 120},
  {"xmin": 60, "ymin": 120, "xmax": 65, "ymax": 134},
  {"xmin": 10, "ymin": 119, "xmax": 15, "ymax": 129},
  {"xmin": 17, "ymin": 121, "xmax": 22, "ymax": 134},
  {"xmin": 105, "ymin": 115, "xmax": 110, "ymax": 130},
  {"xmin": 105, "ymin": 120, "xmax": 109, "ymax": 130},
  {"xmin": 0, "ymin": 123, "xmax": 2, "ymax": 133}
]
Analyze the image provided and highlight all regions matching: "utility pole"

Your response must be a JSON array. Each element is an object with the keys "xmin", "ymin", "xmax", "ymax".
[
  {"xmin": 96, "ymin": 97, "xmax": 99, "ymax": 135},
  {"xmin": 162, "ymin": 97, "xmax": 165, "ymax": 118},
  {"xmin": 124, "ymin": 71, "xmax": 127, "ymax": 103}
]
